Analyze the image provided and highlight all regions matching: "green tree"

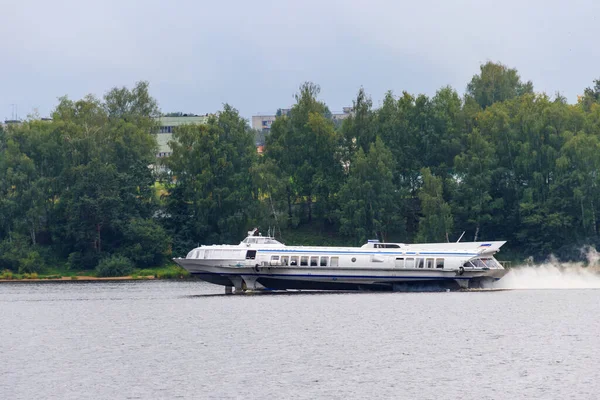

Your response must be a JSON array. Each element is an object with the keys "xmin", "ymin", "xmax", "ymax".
[
  {"xmin": 453, "ymin": 128, "xmax": 499, "ymax": 241},
  {"xmin": 427, "ymin": 86, "xmax": 464, "ymax": 175},
  {"xmin": 164, "ymin": 104, "xmax": 258, "ymax": 253},
  {"xmin": 264, "ymin": 82, "xmax": 342, "ymax": 225},
  {"xmin": 556, "ymin": 131, "xmax": 600, "ymax": 236},
  {"xmin": 120, "ymin": 218, "xmax": 171, "ymax": 267},
  {"xmin": 39, "ymin": 83, "xmax": 160, "ymax": 268},
  {"xmin": 340, "ymin": 87, "xmax": 374, "ymax": 160},
  {"xmin": 580, "ymin": 79, "xmax": 600, "ymax": 111},
  {"xmin": 416, "ymin": 168, "xmax": 453, "ymax": 242},
  {"xmin": 339, "ymin": 137, "xmax": 402, "ymax": 244},
  {"xmin": 467, "ymin": 61, "xmax": 533, "ymax": 109}
]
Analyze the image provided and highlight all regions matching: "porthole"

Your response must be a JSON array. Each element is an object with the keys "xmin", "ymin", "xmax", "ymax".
[{"xmin": 351, "ymin": 257, "xmax": 356, "ymax": 262}]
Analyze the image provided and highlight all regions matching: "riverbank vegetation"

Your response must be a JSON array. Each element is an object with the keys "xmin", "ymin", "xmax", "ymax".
[
  {"xmin": 2, "ymin": 62, "xmax": 600, "ymax": 277},
  {"xmin": 0, "ymin": 264, "xmax": 188, "ymax": 281}
]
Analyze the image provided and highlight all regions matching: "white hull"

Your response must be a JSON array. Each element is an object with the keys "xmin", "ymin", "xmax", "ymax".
[{"xmin": 175, "ymin": 258, "xmax": 507, "ymax": 291}]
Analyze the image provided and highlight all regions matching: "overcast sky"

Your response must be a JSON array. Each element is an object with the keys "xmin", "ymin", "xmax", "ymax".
[{"xmin": 1, "ymin": 0, "xmax": 599, "ymax": 121}]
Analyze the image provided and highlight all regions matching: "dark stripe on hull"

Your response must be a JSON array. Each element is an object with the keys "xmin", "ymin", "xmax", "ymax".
[
  {"xmin": 190, "ymin": 273, "xmax": 467, "ymax": 291},
  {"xmin": 256, "ymin": 277, "xmax": 464, "ymax": 291},
  {"xmin": 193, "ymin": 273, "xmax": 235, "ymax": 287},
  {"xmin": 256, "ymin": 277, "xmax": 384, "ymax": 291}
]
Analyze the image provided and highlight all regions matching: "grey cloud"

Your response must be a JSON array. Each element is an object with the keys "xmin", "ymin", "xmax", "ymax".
[{"xmin": 1, "ymin": 0, "xmax": 599, "ymax": 120}]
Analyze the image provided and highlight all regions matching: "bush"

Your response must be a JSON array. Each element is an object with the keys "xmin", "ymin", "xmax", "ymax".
[
  {"xmin": 0, "ymin": 236, "xmax": 46, "ymax": 273},
  {"xmin": 155, "ymin": 265, "xmax": 189, "ymax": 279},
  {"xmin": 18, "ymin": 251, "xmax": 45, "ymax": 274},
  {"xmin": 136, "ymin": 265, "xmax": 189, "ymax": 279},
  {"xmin": 121, "ymin": 218, "xmax": 172, "ymax": 268},
  {"xmin": 95, "ymin": 255, "xmax": 134, "ymax": 277},
  {"xmin": 0, "ymin": 270, "xmax": 13, "ymax": 280},
  {"xmin": 66, "ymin": 252, "xmax": 82, "ymax": 270}
]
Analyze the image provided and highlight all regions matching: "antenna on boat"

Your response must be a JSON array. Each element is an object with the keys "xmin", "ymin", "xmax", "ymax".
[{"xmin": 456, "ymin": 231, "xmax": 465, "ymax": 243}]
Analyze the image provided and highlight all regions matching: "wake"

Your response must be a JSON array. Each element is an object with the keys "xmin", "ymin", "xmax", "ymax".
[{"xmin": 491, "ymin": 247, "xmax": 600, "ymax": 289}]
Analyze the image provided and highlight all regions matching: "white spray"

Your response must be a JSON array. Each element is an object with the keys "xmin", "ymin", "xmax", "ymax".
[{"xmin": 491, "ymin": 246, "xmax": 600, "ymax": 289}]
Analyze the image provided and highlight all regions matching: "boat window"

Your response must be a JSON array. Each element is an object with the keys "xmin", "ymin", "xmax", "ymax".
[
  {"xmin": 281, "ymin": 256, "xmax": 289, "ymax": 266},
  {"xmin": 300, "ymin": 256, "xmax": 309, "ymax": 266},
  {"xmin": 426, "ymin": 258, "xmax": 434, "ymax": 269},
  {"xmin": 310, "ymin": 256, "xmax": 318, "ymax": 267},
  {"xmin": 405, "ymin": 258, "xmax": 415, "ymax": 268},
  {"xmin": 470, "ymin": 259, "xmax": 488, "ymax": 268},
  {"xmin": 330, "ymin": 257, "xmax": 339, "ymax": 267},
  {"xmin": 290, "ymin": 256, "xmax": 298, "ymax": 266},
  {"xmin": 374, "ymin": 243, "xmax": 401, "ymax": 249},
  {"xmin": 270, "ymin": 255, "xmax": 279, "ymax": 262},
  {"xmin": 320, "ymin": 257, "xmax": 328, "ymax": 267},
  {"xmin": 436, "ymin": 259, "xmax": 444, "ymax": 269},
  {"xmin": 395, "ymin": 257, "xmax": 404, "ymax": 268},
  {"xmin": 486, "ymin": 258, "xmax": 501, "ymax": 268},
  {"xmin": 416, "ymin": 258, "xmax": 424, "ymax": 268}
]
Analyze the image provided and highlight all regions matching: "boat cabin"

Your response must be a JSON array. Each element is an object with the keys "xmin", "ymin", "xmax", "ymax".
[{"xmin": 241, "ymin": 236, "xmax": 283, "ymax": 245}]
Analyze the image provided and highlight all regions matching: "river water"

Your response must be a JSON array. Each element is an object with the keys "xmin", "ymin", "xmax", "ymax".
[{"xmin": 1, "ymin": 279, "xmax": 600, "ymax": 399}]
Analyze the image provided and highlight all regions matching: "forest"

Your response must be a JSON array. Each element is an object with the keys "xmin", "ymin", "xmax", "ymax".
[{"xmin": 2, "ymin": 62, "xmax": 600, "ymax": 276}]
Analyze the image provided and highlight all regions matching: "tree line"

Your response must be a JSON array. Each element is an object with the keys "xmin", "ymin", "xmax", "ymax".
[{"xmin": 2, "ymin": 62, "xmax": 600, "ymax": 274}]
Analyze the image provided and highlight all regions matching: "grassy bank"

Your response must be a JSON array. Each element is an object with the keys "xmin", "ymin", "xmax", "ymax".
[{"xmin": 0, "ymin": 263, "xmax": 189, "ymax": 281}]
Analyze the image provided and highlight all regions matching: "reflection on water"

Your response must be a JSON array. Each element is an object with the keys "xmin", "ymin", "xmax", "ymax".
[{"xmin": 1, "ymin": 280, "xmax": 600, "ymax": 400}]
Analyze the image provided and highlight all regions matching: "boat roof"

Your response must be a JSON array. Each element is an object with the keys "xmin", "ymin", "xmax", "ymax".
[{"xmin": 194, "ymin": 234, "xmax": 505, "ymax": 256}]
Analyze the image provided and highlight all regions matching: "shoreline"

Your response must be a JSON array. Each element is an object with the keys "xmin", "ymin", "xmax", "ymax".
[
  {"xmin": 0, "ymin": 275, "xmax": 158, "ymax": 283},
  {"xmin": 0, "ymin": 264, "xmax": 189, "ymax": 282}
]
